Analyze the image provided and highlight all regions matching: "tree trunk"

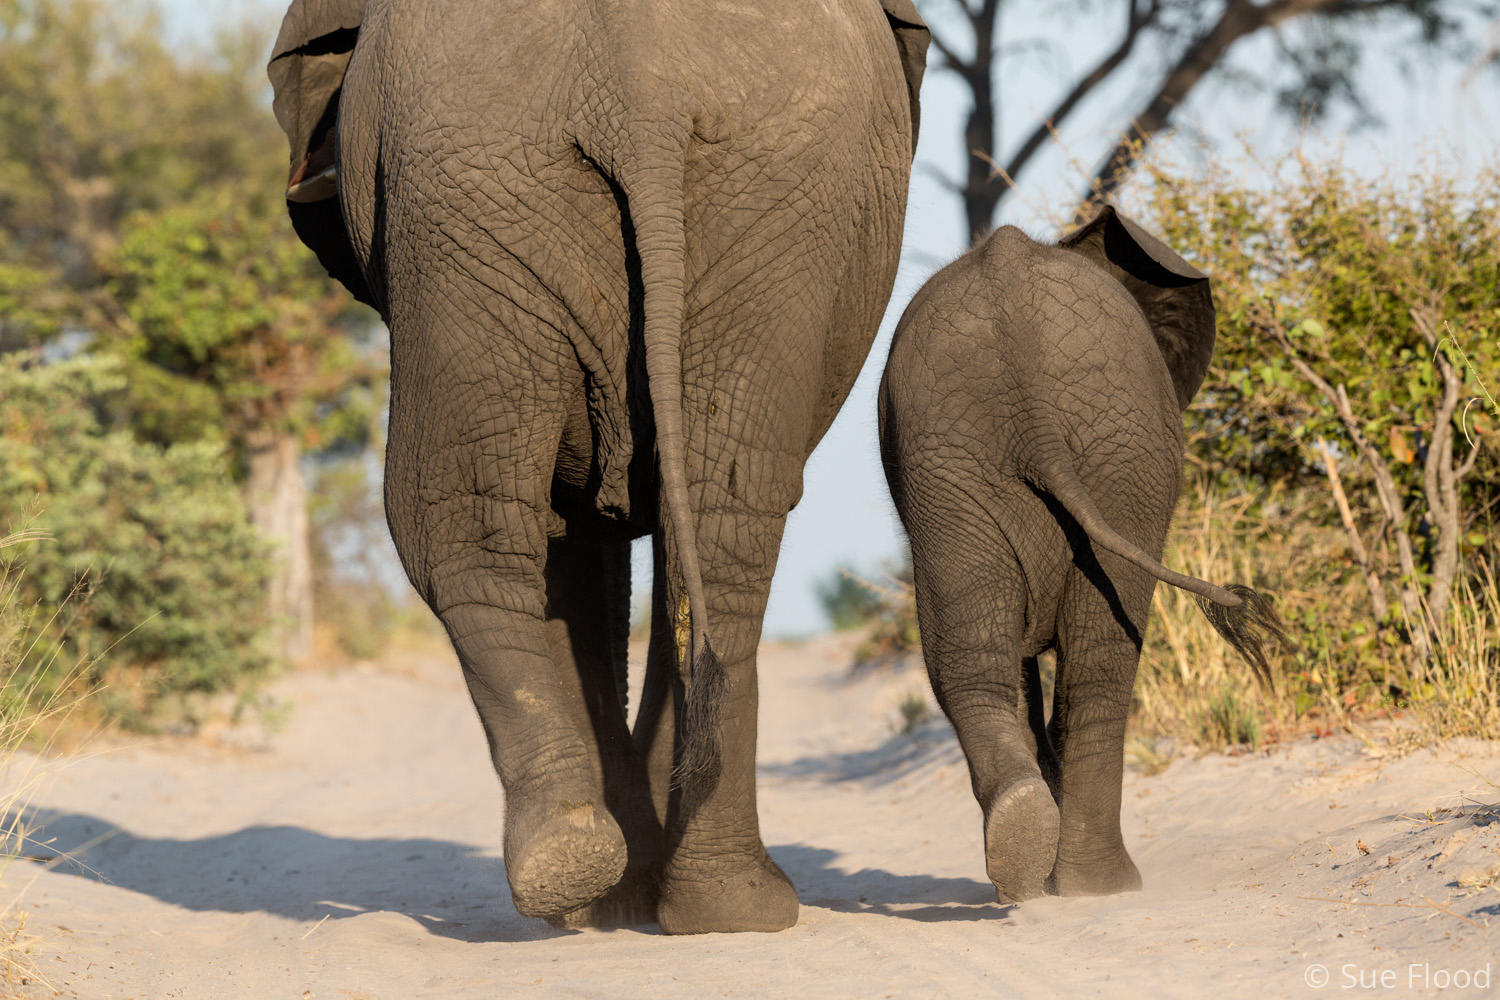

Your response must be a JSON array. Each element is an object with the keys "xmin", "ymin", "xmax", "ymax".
[
  {"xmin": 961, "ymin": 0, "xmax": 1002, "ymax": 245},
  {"xmin": 246, "ymin": 431, "xmax": 314, "ymax": 662}
]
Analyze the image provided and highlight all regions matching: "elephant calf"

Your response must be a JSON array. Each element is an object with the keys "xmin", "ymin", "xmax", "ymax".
[{"xmin": 878, "ymin": 207, "xmax": 1281, "ymax": 903}]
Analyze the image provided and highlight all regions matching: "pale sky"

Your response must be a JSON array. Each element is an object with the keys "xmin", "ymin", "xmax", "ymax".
[{"xmin": 164, "ymin": 0, "xmax": 1499, "ymax": 635}]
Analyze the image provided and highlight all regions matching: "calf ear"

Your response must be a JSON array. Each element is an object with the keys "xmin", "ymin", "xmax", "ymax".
[
  {"xmin": 1061, "ymin": 205, "xmax": 1216, "ymax": 411},
  {"xmin": 876, "ymin": 0, "xmax": 930, "ymax": 152}
]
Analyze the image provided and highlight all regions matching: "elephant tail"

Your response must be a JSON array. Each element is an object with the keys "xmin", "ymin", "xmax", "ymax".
[
  {"xmin": 619, "ymin": 124, "xmax": 727, "ymax": 798},
  {"xmin": 1033, "ymin": 453, "xmax": 1286, "ymax": 683}
]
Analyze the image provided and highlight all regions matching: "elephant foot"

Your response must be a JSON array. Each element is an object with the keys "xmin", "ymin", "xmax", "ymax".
[
  {"xmin": 983, "ymin": 776, "xmax": 1060, "ymax": 904},
  {"xmin": 657, "ymin": 850, "xmax": 799, "ymax": 934},
  {"xmin": 1045, "ymin": 844, "xmax": 1142, "ymax": 897},
  {"xmin": 505, "ymin": 799, "xmax": 628, "ymax": 919},
  {"xmin": 545, "ymin": 863, "xmax": 661, "ymax": 929}
]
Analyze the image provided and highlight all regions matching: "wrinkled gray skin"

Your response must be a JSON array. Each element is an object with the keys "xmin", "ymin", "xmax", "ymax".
[
  {"xmin": 271, "ymin": 0, "xmax": 928, "ymax": 934},
  {"xmin": 879, "ymin": 208, "xmax": 1279, "ymax": 904}
]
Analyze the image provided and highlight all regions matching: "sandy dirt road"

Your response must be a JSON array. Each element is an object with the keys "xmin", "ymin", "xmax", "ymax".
[{"xmin": 10, "ymin": 635, "xmax": 1500, "ymax": 999}]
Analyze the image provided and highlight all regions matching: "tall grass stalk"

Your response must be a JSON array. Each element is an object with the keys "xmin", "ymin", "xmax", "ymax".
[
  {"xmin": 1135, "ymin": 481, "xmax": 1500, "ymax": 752},
  {"xmin": 0, "ymin": 527, "xmax": 94, "ymax": 996},
  {"xmin": 1406, "ymin": 557, "xmax": 1500, "ymax": 740},
  {"xmin": 1135, "ymin": 484, "xmax": 1389, "ymax": 749}
]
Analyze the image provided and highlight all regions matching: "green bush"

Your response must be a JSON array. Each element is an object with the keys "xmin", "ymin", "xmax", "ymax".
[
  {"xmin": 813, "ymin": 563, "xmax": 919, "ymax": 665},
  {"xmin": 0, "ymin": 354, "xmax": 272, "ymax": 726},
  {"xmin": 816, "ymin": 569, "xmax": 886, "ymax": 631},
  {"xmin": 1124, "ymin": 152, "xmax": 1500, "ymax": 745}
]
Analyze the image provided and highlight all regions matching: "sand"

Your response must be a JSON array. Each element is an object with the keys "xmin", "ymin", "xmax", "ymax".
[{"xmin": 9, "ymin": 634, "xmax": 1499, "ymax": 999}]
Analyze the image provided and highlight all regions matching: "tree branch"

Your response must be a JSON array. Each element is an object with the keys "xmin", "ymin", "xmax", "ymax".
[
  {"xmin": 1083, "ymin": 0, "xmax": 1429, "ymax": 203},
  {"xmin": 1410, "ymin": 303, "xmax": 1474, "ymax": 626},
  {"xmin": 999, "ymin": 0, "xmax": 1161, "ymax": 203},
  {"xmin": 1270, "ymin": 320, "xmax": 1433, "ymax": 653},
  {"xmin": 927, "ymin": 30, "xmax": 972, "ymax": 78},
  {"xmin": 1318, "ymin": 437, "xmax": 1391, "ymax": 620}
]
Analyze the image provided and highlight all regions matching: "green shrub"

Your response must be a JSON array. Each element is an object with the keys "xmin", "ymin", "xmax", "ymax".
[
  {"xmin": 816, "ymin": 569, "xmax": 886, "ymax": 631},
  {"xmin": 0, "ymin": 354, "xmax": 272, "ymax": 726},
  {"xmin": 1124, "ymin": 152, "xmax": 1500, "ymax": 747}
]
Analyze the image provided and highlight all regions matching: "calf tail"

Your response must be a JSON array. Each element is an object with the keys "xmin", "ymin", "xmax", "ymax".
[{"xmin": 1036, "ymin": 452, "xmax": 1286, "ymax": 683}]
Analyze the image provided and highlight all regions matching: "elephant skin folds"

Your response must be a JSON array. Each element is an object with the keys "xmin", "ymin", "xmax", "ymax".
[
  {"xmin": 880, "ymin": 211, "xmax": 1275, "ymax": 905},
  {"xmin": 278, "ymin": 0, "xmax": 929, "ymax": 934}
]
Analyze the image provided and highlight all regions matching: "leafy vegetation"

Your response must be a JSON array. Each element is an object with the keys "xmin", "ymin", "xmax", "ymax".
[
  {"xmin": 0, "ymin": 0, "xmax": 283, "ymax": 290},
  {"xmin": 816, "ymin": 570, "xmax": 887, "ymax": 631},
  {"xmin": 0, "ymin": 0, "xmax": 388, "ymax": 723},
  {"xmin": 0, "ymin": 529, "xmax": 78, "ymax": 992},
  {"xmin": 0, "ymin": 356, "xmax": 273, "ymax": 727},
  {"xmin": 816, "ymin": 564, "xmax": 920, "ymax": 665},
  {"xmin": 97, "ymin": 190, "xmax": 381, "ymax": 459},
  {"xmin": 1127, "ymin": 153, "xmax": 1498, "ymax": 746}
]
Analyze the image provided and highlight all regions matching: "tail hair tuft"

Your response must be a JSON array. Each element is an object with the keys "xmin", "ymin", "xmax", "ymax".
[
  {"xmin": 1195, "ymin": 584, "xmax": 1287, "ymax": 686},
  {"xmin": 673, "ymin": 640, "xmax": 729, "ymax": 803}
]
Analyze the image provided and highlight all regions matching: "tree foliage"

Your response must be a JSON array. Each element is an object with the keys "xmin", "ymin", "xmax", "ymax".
[
  {"xmin": 0, "ymin": 0, "xmax": 282, "ymax": 286},
  {"xmin": 0, "ymin": 356, "xmax": 273, "ymax": 726},
  {"xmin": 926, "ymin": 0, "xmax": 1499, "ymax": 242},
  {"xmin": 0, "ymin": 0, "xmax": 388, "ymax": 714},
  {"xmin": 1135, "ymin": 154, "xmax": 1497, "ymax": 664},
  {"xmin": 96, "ymin": 191, "xmax": 382, "ymax": 461},
  {"xmin": 816, "ymin": 570, "xmax": 888, "ymax": 631}
]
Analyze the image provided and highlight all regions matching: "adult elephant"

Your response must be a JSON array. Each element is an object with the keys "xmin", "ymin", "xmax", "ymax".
[{"xmin": 269, "ymin": 0, "xmax": 928, "ymax": 934}]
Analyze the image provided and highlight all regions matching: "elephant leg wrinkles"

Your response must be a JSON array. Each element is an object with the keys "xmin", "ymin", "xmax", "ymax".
[
  {"xmin": 1045, "ymin": 549, "xmax": 1157, "ymax": 897},
  {"xmin": 383, "ymin": 305, "xmax": 630, "ymax": 920},
  {"xmin": 904, "ymin": 479, "xmax": 1060, "ymax": 904},
  {"xmin": 537, "ymin": 537, "xmax": 666, "ymax": 929},
  {"xmin": 653, "ymin": 494, "xmax": 800, "ymax": 934}
]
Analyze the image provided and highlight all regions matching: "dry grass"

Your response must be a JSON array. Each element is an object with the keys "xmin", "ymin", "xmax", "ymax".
[
  {"xmin": 1134, "ymin": 482, "xmax": 1500, "ymax": 754},
  {"xmin": 1138, "ymin": 486, "xmax": 1324, "ymax": 748},
  {"xmin": 0, "ymin": 526, "xmax": 94, "ymax": 997},
  {"xmin": 1405, "ymin": 558, "xmax": 1500, "ymax": 740}
]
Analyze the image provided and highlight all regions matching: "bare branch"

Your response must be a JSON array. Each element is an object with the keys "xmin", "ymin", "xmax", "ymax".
[
  {"xmin": 917, "ymin": 161, "xmax": 964, "ymax": 195},
  {"xmin": 999, "ymin": 0, "xmax": 1162, "ymax": 202},
  {"xmin": 1268, "ymin": 320, "xmax": 1433, "ymax": 651},
  {"xmin": 1084, "ymin": 0, "xmax": 1436, "ymax": 203},
  {"xmin": 1317, "ymin": 437, "xmax": 1390, "ymax": 619},
  {"xmin": 927, "ymin": 30, "xmax": 972, "ymax": 77},
  {"xmin": 1410, "ymin": 304, "xmax": 1474, "ymax": 625}
]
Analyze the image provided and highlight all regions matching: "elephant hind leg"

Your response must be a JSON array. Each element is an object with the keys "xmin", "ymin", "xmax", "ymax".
[
  {"xmin": 438, "ymin": 578, "xmax": 629, "ymax": 920},
  {"xmin": 1045, "ymin": 553, "xmax": 1155, "ymax": 898},
  {"xmin": 983, "ymin": 654, "xmax": 1062, "ymax": 904},
  {"xmin": 653, "ymin": 503, "xmax": 800, "ymax": 935},
  {"xmin": 389, "ymin": 413, "xmax": 628, "ymax": 919},
  {"xmin": 541, "ymin": 536, "xmax": 667, "ymax": 929},
  {"xmin": 905, "ymin": 495, "xmax": 1059, "ymax": 904},
  {"xmin": 984, "ymin": 776, "xmax": 1060, "ymax": 904}
]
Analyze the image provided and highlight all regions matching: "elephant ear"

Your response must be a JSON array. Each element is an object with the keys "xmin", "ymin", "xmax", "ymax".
[
  {"xmin": 1061, "ymin": 204, "xmax": 1216, "ymax": 411},
  {"xmin": 268, "ymin": 0, "xmax": 377, "ymax": 311},
  {"xmin": 267, "ymin": 0, "xmax": 367, "ymax": 193},
  {"xmin": 876, "ymin": 0, "xmax": 930, "ymax": 151}
]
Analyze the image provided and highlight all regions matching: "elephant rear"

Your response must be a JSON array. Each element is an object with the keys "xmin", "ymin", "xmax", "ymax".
[
  {"xmin": 880, "ymin": 209, "xmax": 1283, "ymax": 908},
  {"xmin": 880, "ymin": 226, "xmax": 1181, "ymax": 650},
  {"xmin": 284, "ymin": 0, "xmax": 934, "ymax": 935}
]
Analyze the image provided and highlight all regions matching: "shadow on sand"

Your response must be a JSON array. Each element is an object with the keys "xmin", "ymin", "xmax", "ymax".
[
  {"xmin": 771, "ymin": 845, "xmax": 1008, "ymax": 924},
  {"xmin": 760, "ymin": 724, "xmax": 964, "ymax": 786},
  {"xmin": 13, "ymin": 807, "xmax": 568, "ymax": 943},
  {"xmin": 19, "ymin": 809, "xmax": 1007, "ymax": 937}
]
